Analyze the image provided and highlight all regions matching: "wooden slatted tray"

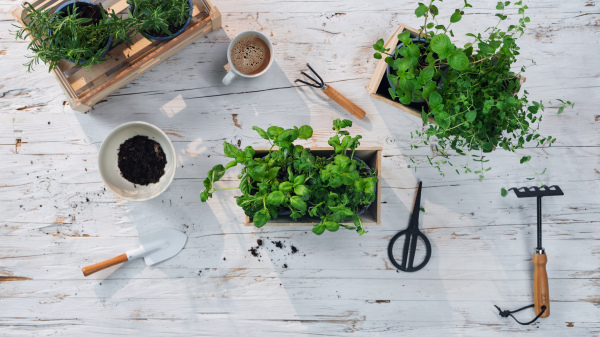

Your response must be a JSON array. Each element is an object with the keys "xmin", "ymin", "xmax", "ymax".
[
  {"xmin": 12, "ymin": 0, "xmax": 221, "ymax": 113},
  {"xmin": 244, "ymin": 147, "xmax": 382, "ymax": 227}
]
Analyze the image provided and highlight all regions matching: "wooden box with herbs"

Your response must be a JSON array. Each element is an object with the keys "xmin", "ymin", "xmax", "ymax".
[{"xmin": 12, "ymin": 0, "xmax": 221, "ymax": 113}]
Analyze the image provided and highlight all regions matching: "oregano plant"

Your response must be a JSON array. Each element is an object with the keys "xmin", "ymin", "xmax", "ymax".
[
  {"xmin": 373, "ymin": 1, "xmax": 573, "ymax": 182},
  {"xmin": 201, "ymin": 119, "xmax": 378, "ymax": 236}
]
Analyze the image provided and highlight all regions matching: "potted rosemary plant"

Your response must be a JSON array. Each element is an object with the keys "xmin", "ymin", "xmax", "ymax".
[
  {"xmin": 372, "ymin": 1, "xmax": 573, "ymax": 180},
  {"xmin": 201, "ymin": 119, "xmax": 378, "ymax": 236},
  {"xmin": 127, "ymin": 0, "xmax": 193, "ymax": 41},
  {"xmin": 13, "ymin": 1, "xmax": 135, "ymax": 71}
]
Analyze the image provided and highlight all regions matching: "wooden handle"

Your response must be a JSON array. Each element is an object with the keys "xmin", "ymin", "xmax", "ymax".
[
  {"xmin": 82, "ymin": 254, "xmax": 128, "ymax": 277},
  {"xmin": 533, "ymin": 253, "xmax": 550, "ymax": 318},
  {"xmin": 323, "ymin": 85, "xmax": 366, "ymax": 120}
]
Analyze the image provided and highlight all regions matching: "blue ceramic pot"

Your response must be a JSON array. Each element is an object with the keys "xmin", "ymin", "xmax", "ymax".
[
  {"xmin": 53, "ymin": 0, "xmax": 113, "ymax": 65},
  {"xmin": 130, "ymin": 0, "xmax": 193, "ymax": 41}
]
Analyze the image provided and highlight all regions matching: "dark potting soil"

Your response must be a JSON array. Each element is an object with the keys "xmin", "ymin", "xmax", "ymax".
[
  {"xmin": 248, "ymin": 246, "xmax": 261, "ymax": 257},
  {"xmin": 118, "ymin": 135, "xmax": 167, "ymax": 186},
  {"xmin": 57, "ymin": 3, "xmax": 104, "ymax": 26}
]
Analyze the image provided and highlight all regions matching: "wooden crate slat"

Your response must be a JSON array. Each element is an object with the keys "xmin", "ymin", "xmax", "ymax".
[
  {"xmin": 11, "ymin": 0, "xmax": 221, "ymax": 112},
  {"xmin": 78, "ymin": 16, "xmax": 215, "ymax": 107},
  {"xmin": 67, "ymin": 34, "xmax": 153, "ymax": 91}
]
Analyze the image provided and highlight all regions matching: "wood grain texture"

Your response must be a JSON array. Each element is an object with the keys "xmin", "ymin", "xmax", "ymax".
[
  {"xmin": 82, "ymin": 253, "xmax": 128, "ymax": 277},
  {"xmin": 323, "ymin": 85, "xmax": 366, "ymax": 119},
  {"xmin": 533, "ymin": 252, "xmax": 550, "ymax": 318},
  {"xmin": 0, "ymin": 0, "xmax": 599, "ymax": 336}
]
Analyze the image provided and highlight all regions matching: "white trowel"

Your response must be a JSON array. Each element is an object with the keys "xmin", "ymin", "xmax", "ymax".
[{"xmin": 82, "ymin": 228, "xmax": 188, "ymax": 277}]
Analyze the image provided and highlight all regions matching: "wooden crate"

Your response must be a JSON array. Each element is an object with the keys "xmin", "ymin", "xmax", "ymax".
[
  {"xmin": 244, "ymin": 147, "xmax": 382, "ymax": 227},
  {"xmin": 366, "ymin": 24, "xmax": 432, "ymax": 121},
  {"xmin": 12, "ymin": 0, "xmax": 221, "ymax": 113},
  {"xmin": 366, "ymin": 24, "xmax": 525, "ymax": 123}
]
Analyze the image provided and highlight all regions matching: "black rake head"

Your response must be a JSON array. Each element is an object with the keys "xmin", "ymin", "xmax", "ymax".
[
  {"xmin": 295, "ymin": 63, "xmax": 325, "ymax": 88},
  {"xmin": 509, "ymin": 185, "xmax": 564, "ymax": 198}
]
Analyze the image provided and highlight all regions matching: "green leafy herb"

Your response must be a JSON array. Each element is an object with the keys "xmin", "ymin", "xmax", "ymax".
[
  {"xmin": 373, "ymin": 1, "xmax": 574, "ymax": 180},
  {"xmin": 200, "ymin": 119, "xmax": 377, "ymax": 236},
  {"xmin": 127, "ymin": 0, "xmax": 192, "ymax": 39},
  {"xmin": 13, "ymin": 3, "xmax": 137, "ymax": 72}
]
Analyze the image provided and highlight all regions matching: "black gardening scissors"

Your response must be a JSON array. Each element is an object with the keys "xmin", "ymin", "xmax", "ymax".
[{"xmin": 387, "ymin": 181, "xmax": 432, "ymax": 272}]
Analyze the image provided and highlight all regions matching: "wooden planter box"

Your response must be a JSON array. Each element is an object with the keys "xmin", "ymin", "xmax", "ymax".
[
  {"xmin": 12, "ymin": 0, "xmax": 221, "ymax": 113},
  {"xmin": 244, "ymin": 147, "xmax": 382, "ymax": 227},
  {"xmin": 366, "ymin": 24, "xmax": 525, "ymax": 123}
]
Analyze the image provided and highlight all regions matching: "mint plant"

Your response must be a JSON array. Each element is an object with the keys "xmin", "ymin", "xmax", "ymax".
[
  {"xmin": 201, "ymin": 119, "xmax": 378, "ymax": 236},
  {"xmin": 13, "ymin": 3, "xmax": 136, "ymax": 72},
  {"xmin": 373, "ymin": 1, "xmax": 573, "ymax": 181},
  {"xmin": 128, "ymin": 0, "xmax": 192, "ymax": 38}
]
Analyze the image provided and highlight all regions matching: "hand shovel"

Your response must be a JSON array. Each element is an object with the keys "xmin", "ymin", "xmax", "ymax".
[{"xmin": 82, "ymin": 228, "xmax": 188, "ymax": 277}]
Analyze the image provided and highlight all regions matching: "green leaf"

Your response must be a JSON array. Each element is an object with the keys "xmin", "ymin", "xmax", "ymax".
[
  {"xmin": 312, "ymin": 223, "xmax": 326, "ymax": 235},
  {"xmin": 267, "ymin": 126, "xmax": 284, "ymax": 139},
  {"xmin": 429, "ymin": 91, "xmax": 443, "ymax": 107},
  {"xmin": 422, "ymin": 81, "xmax": 437, "ymax": 99},
  {"xmin": 225, "ymin": 160, "xmax": 237, "ymax": 170},
  {"xmin": 482, "ymin": 142, "xmax": 494, "ymax": 152},
  {"xmin": 496, "ymin": 2, "xmax": 504, "ymax": 9},
  {"xmin": 276, "ymin": 129, "xmax": 299, "ymax": 148},
  {"xmin": 293, "ymin": 174, "xmax": 305, "ymax": 187},
  {"xmin": 200, "ymin": 189, "xmax": 211, "ymax": 202},
  {"xmin": 394, "ymin": 57, "xmax": 413, "ymax": 72},
  {"xmin": 422, "ymin": 110, "xmax": 429, "ymax": 123},
  {"xmin": 447, "ymin": 50, "xmax": 469, "ymax": 70},
  {"xmin": 520, "ymin": 155, "xmax": 531, "ymax": 164},
  {"xmin": 267, "ymin": 191, "xmax": 285, "ymax": 206},
  {"xmin": 465, "ymin": 110, "xmax": 477, "ymax": 122},
  {"xmin": 253, "ymin": 209, "xmax": 270, "ymax": 228},
  {"xmin": 279, "ymin": 181, "xmax": 293, "ymax": 192},
  {"xmin": 417, "ymin": 65, "xmax": 434, "ymax": 85},
  {"xmin": 324, "ymin": 221, "xmax": 340, "ymax": 232},
  {"xmin": 248, "ymin": 165, "xmax": 266, "ymax": 182},
  {"xmin": 415, "ymin": 3, "xmax": 429, "ymax": 17},
  {"xmin": 252, "ymin": 126, "xmax": 269, "ymax": 140},
  {"xmin": 297, "ymin": 125, "xmax": 313, "ymax": 139},
  {"xmin": 294, "ymin": 185, "xmax": 310, "ymax": 198},
  {"xmin": 450, "ymin": 11, "xmax": 462, "ymax": 23},
  {"xmin": 501, "ymin": 188, "xmax": 508, "ymax": 197},
  {"xmin": 397, "ymin": 30, "xmax": 411, "ymax": 44},
  {"xmin": 265, "ymin": 167, "xmax": 280, "ymax": 180},
  {"xmin": 223, "ymin": 142, "xmax": 240, "ymax": 158},
  {"xmin": 374, "ymin": 52, "xmax": 382, "ymax": 59},
  {"xmin": 244, "ymin": 146, "xmax": 255, "ymax": 160},
  {"xmin": 407, "ymin": 43, "xmax": 420, "ymax": 58},
  {"xmin": 290, "ymin": 196, "xmax": 307, "ymax": 211},
  {"xmin": 208, "ymin": 164, "xmax": 226, "ymax": 182},
  {"xmin": 430, "ymin": 34, "xmax": 451, "ymax": 55}
]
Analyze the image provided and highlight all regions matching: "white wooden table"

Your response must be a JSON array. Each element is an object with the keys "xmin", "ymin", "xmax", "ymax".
[{"xmin": 1, "ymin": 0, "xmax": 599, "ymax": 335}]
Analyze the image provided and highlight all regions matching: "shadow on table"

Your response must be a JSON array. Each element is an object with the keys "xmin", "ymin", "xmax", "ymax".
[{"xmin": 70, "ymin": 28, "xmax": 316, "ymax": 323}]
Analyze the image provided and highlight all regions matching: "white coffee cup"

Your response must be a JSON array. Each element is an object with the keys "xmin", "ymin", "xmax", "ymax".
[{"xmin": 222, "ymin": 31, "xmax": 274, "ymax": 85}]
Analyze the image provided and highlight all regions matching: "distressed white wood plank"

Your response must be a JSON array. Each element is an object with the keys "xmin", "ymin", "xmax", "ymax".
[{"xmin": 1, "ymin": 0, "xmax": 599, "ymax": 335}]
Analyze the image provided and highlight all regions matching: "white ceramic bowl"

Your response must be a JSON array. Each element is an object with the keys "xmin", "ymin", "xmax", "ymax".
[{"xmin": 98, "ymin": 122, "xmax": 176, "ymax": 201}]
